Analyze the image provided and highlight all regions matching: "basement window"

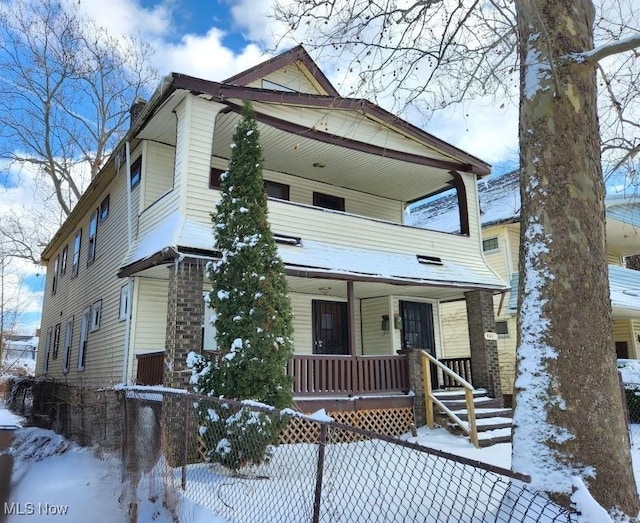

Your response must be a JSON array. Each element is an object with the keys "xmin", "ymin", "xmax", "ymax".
[{"xmin": 417, "ymin": 254, "xmax": 443, "ymax": 266}]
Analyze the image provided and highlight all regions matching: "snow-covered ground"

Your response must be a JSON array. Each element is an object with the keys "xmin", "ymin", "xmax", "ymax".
[{"xmin": 2, "ymin": 409, "xmax": 636, "ymax": 523}]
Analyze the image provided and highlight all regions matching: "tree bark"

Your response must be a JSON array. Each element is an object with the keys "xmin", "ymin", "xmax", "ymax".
[{"xmin": 513, "ymin": 0, "xmax": 640, "ymax": 514}]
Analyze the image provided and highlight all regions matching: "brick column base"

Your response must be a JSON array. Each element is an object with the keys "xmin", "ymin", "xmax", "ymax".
[
  {"xmin": 401, "ymin": 349, "xmax": 426, "ymax": 426},
  {"xmin": 465, "ymin": 290, "xmax": 502, "ymax": 398},
  {"xmin": 165, "ymin": 258, "xmax": 206, "ymax": 390}
]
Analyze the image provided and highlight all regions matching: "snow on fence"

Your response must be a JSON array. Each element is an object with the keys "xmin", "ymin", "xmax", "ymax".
[{"xmin": 122, "ymin": 389, "xmax": 578, "ymax": 523}]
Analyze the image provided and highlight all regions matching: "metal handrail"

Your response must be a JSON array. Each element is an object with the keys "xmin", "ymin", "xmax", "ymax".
[{"xmin": 420, "ymin": 350, "xmax": 479, "ymax": 448}]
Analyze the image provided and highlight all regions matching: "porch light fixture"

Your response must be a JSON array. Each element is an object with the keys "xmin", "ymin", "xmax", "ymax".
[
  {"xmin": 312, "ymin": 162, "xmax": 326, "ymax": 168},
  {"xmin": 394, "ymin": 314, "xmax": 403, "ymax": 330},
  {"xmin": 381, "ymin": 314, "xmax": 390, "ymax": 332}
]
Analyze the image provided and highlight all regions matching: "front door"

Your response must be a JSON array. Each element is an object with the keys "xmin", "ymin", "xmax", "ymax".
[
  {"xmin": 312, "ymin": 300, "xmax": 349, "ymax": 355},
  {"xmin": 401, "ymin": 301, "xmax": 438, "ymax": 387}
]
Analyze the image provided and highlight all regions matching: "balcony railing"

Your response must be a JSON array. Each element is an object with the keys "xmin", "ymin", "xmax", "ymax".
[
  {"xmin": 136, "ymin": 352, "xmax": 164, "ymax": 386},
  {"xmin": 286, "ymin": 355, "xmax": 410, "ymax": 396},
  {"xmin": 440, "ymin": 357, "xmax": 472, "ymax": 388}
]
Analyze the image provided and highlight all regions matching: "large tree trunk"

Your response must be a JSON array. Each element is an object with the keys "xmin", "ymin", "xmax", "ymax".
[{"xmin": 512, "ymin": 0, "xmax": 640, "ymax": 514}]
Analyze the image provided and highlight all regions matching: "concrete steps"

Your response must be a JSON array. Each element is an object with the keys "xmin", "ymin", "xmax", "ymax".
[{"xmin": 432, "ymin": 389, "xmax": 513, "ymax": 447}]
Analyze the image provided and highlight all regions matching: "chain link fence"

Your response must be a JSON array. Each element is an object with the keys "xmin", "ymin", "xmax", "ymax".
[
  {"xmin": 122, "ymin": 388, "xmax": 578, "ymax": 523},
  {"xmin": 623, "ymin": 381, "xmax": 640, "ymax": 446}
]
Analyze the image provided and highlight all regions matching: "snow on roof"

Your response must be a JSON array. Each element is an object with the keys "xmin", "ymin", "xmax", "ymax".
[
  {"xmin": 508, "ymin": 264, "xmax": 640, "ymax": 317},
  {"xmin": 410, "ymin": 170, "xmax": 521, "ymax": 231},
  {"xmin": 410, "ymin": 170, "xmax": 640, "ymax": 231},
  {"xmin": 122, "ymin": 214, "xmax": 506, "ymax": 289}
]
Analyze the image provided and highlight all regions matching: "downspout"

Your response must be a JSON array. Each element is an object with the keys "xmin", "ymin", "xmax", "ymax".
[{"xmin": 121, "ymin": 142, "xmax": 134, "ymax": 384}]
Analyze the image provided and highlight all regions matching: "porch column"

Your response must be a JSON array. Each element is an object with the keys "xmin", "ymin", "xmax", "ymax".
[
  {"xmin": 465, "ymin": 290, "xmax": 502, "ymax": 399},
  {"xmin": 164, "ymin": 257, "xmax": 206, "ymax": 389},
  {"xmin": 347, "ymin": 280, "xmax": 356, "ymax": 357},
  {"xmin": 402, "ymin": 349, "xmax": 427, "ymax": 426}
]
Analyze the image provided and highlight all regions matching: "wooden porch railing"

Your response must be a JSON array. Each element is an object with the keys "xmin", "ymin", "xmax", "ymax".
[
  {"xmin": 286, "ymin": 355, "xmax": 409, "ymax": 396},
  {"xmin": 421, "ymin": 351, "xmax": 479, "ymax": 448},
  {"xmin": 136, "ymin": 352, "xmax": 164, "ymax": 386},
  {"xmin": 440, "ymin": 357, "xmax": 472, "ymax": 388}
]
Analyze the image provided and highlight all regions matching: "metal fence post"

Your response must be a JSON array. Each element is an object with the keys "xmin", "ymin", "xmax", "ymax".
[
  {"xmin": 312, "ymin": 423, "xmax": 328, "ymax": 523},
  {"xmin": 182, "ymin": 394, "xmax": 189, "ymax": 490}
]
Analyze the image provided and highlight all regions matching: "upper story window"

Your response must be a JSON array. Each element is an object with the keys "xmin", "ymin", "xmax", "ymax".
[
  {"xmin": 209, "ymin": 167, "xmax": 224, "ymax": 189},
  {"xmin": 87, "ymin": 210, "xmax": 99, "ymax": 265},
  {"xmin": 130, "ymin": 156, "xmax": 142, "ymax": 188},
  {"xmin": 52, "ymin": 255, "xmax": 59, "ymax": 295},
  {"xmin": 482, "ymin": 236, "xmax": 499, "ymax": 253},
  {"xmin": 72, "ymin": 229, "xmax": 82, "ymax": 277},
  {"xmin": 313, "ymin": 191, "xmax": 345, "ymax": 212},
  {"xmin": 60, "ymin": 245, "xmax": 68, "ymax": 276},
  {"xmin": 99, "ymin": 195, "xmax": 110, "ymax": 223},
  {"xmin": 265, "ymin": 181, "xmax": 290, "ymax": 200},
  {"xmin": 43, "ymin": 327, "xmax": 53, "ymax": 373},
  {"xmin": 119, "ymin": 283, "xmax": 129, "ymax": 321}
]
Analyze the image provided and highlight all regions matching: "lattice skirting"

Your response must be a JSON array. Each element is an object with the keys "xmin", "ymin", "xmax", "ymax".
[{"xmin": 279, "ymin": 407, "xmax": 415, "ymax": 444}]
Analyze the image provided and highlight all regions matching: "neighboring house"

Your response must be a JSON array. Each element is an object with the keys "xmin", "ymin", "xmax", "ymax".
[
  {"xmin": 36, "ymin": 46, "xmax": 508, "ymax": 418},
  {"xmin": 2, "ymin": 334, "xmax": 38, "ymax": 377},
  {"xmin": 411, "ymin": 169, "xmax": 640, "ymax": 401}
]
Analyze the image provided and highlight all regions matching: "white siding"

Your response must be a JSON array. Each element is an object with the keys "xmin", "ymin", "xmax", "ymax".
[
  {"xmin": 37, "ymin": 160, "xmax": 130, "ymax": 385},
  {"xmin": 439, "ymin": 301, "xmax": 471, "ymax": 358},
  {"xmin": 360, "ymin": 297, "xmax": 394, "ymax": 355},
  {"xmin": 247, "ymin": 64, "xmax": 325, "ymax": 95},
  {"xmin": 144, "ymin": 142, "xmax": 175, "ymax": 208},
  {"xmin": 132, "ymin": 277, "xmax": 169, "ymax": 352}
]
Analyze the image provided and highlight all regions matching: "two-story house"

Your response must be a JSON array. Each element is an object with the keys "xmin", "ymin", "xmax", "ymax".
[
  {"xmin": 412, "ymin": 169, "xmax": 640, "ymax": 404},
  {"xmin": 36, "ymin": 46, "xmax": 508, "ymax": 424}
]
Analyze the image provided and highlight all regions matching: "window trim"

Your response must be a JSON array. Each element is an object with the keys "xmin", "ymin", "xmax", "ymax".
[
  {"xmin": 43, "ymin": 327, "xmax": 53, "ymax": 373},
  {"xmin": 496, "ymin": 320, "xmax": 509, "ymax": 337},
  {"xmin": 52, "ymin": 255, "xmax": 59, "ymax": 295},
  {"xmin": 130, "ymin": 156, "xmax": 142, "ymax": 188},
  {"xmin": 313, "ymin": 191, "xmax": 345, "ymax": 212},
  {"xmin": 52, "ymin": 323, "xmax": 61, "ymax": 359},
  {"xmin": 72, "ymin": 229, "xmax": 82, "ymax": 277},
  {"xmin": 264, "ymin": 180, "xmax": 290, "ymax": 201},
  {"xmin": 119, "ymin": 284, "xmax": 129, "ymax": 321},
  {"xmin": 87, "ymin": 209, "xmax": 99, "ymax": 265},
  {"xmin": 60, "ymin": 245, "xmax": 68, "ymax": 276},
  {"xmin": 62, "ymin": 317, "xmax": 74, "ymax": 374},
  {"xmin": 482, "ymin": 236, "xmax": 500, "ymax": 253},
  {"xmin": 90, "ymin": 300, "xmax": 102, "ymax": 332},
  {"xmin": 78, "ymin": 308, "xmax": 90, "ymax": 371},
  {"xmin": 99, "ymin": 195, "xmax": 110, "ymax": 224}
]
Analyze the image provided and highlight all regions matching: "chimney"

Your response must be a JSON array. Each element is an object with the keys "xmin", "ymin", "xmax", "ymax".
[{"xmin": 130, "ymin": 97, "xmax": 147, "ymax": 127}]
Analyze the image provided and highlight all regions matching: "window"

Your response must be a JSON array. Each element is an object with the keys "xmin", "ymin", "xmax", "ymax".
[
  {"xmin": 62, "ymin": 317, "xmax": 73, "ymax": 373},
  {"xmin": 87, "ymin": 209, "xmax": 98, "ymax": 265},
  {"xmin": 130, "ymin": 156, "xmax": 142, "ymax": 188},
  {"xmin": 72, "ymin": 229, "xmax": 82, "ymax": 276},
  {"xmin": 496, "ymin": 321, "xmax": 509, "ymax": 337},
  {"xmin": 43, "ymin": 327, "xmax": 53, "ymax": 373},
  {"xmin": 482, "ymin": 237, "xmax": 499, "ymax": 253},
  {"xmin": 60, "ymin": 245, "xmax": 68, "ymax": 276},
  {"xmin": 78, "ymin": 308, "xmax": 90, "ymax": 371},
  {"xmin": 209, "ymin": 167, "xmax": 225, "ymax": 189},
  {"xmin": 99, "ymin": 195, "xmax": 110, "ymax": 223},
  {"xmin": 90, "ymin": 300, "xmax": 102, "ymax": 331},
  {"xmin": 313, "ymin": 192, "xmax": 345, "ymax": 212},
  {"xmin": 52, "ymin": 255, "xmax": 59, "ymax": 295},
  {"xmin": 264, "ymin": 181, "xmax": 290, "ymax": 200},
  {"xmin": 52, "ymin": 323, "xmax": 61, "ymax": 359},
  {"xmin": 119, "ymin": 284, "xmax": 129, "ymax": 321},
  {"xmin": 201, "ymin": 292, "xmax": 217, "ymax": 352}
]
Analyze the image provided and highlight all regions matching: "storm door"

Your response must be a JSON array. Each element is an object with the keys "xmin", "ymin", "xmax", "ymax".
[
  {"xmin": 312, "ymin": 300, "xmax": 349, "ymax": 355},
  {"xmin": 400, "ymin": 301, "xmax": 438, "ymax": 387}
]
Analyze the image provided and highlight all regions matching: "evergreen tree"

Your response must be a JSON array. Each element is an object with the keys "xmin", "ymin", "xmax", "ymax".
[{"xmin": 188, "ymin": 102, "xmax": 294, "ymax": 470}]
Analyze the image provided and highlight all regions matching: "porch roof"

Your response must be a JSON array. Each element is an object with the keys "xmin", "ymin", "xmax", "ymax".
[
  {"xmin": 119, "ymin": 212, "xmax": 508, "ymax": 294},
  {"xmin": 507, "ymin": 265, "xmax": 640, "ymax": 318}
]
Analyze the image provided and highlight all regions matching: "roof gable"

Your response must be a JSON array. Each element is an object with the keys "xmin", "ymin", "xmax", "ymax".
[{"xmin": 223, "ymin": 45, "xmax": 339, "ymax": 96}]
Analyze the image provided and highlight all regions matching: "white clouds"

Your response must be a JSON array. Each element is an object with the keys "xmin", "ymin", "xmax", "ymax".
[{"xmin": 156, "ymin": 28, "xmax": 267, "ymax": 80}]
